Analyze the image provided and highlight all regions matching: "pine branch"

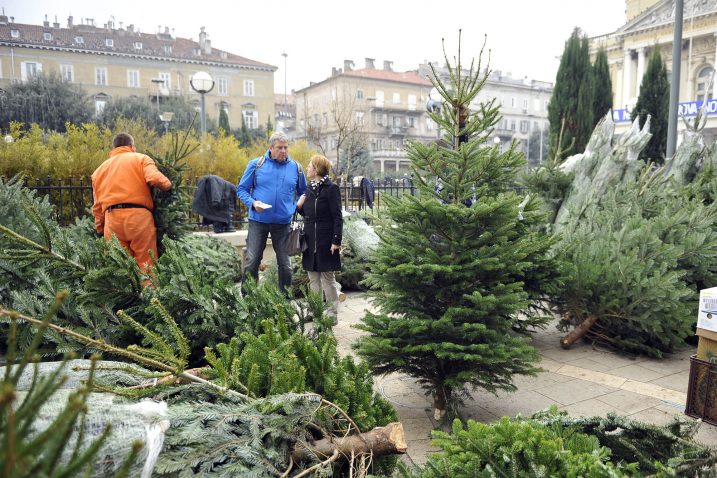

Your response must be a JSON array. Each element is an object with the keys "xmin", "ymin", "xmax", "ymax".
[{"xmin": 0, "ymin": 223, "xmax": 85, "ymax": 271}]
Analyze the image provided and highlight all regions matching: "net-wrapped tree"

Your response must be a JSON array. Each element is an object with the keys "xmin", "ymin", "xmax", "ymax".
[{"xmin": 355, "ymin": 34, "xmax": 563, "ymax": 420}]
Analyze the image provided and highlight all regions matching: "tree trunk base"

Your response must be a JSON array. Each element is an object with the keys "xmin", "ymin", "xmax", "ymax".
[
  {"xmin": 291, "ymin": 422, "xmax": 407, "ymax": 463},
  {"xmin": 561, "ymin": 314, "xmax": 599, "ymax": 349}
]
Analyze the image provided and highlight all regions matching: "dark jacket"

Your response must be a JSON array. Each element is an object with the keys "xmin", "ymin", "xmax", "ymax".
[
  {"xmin": 191, "ymin": 175, "xmax": 236, "ymax": 223},
  {"xmin": 299, "ymin": 179, "xmax": 342, "ymax": 272}
]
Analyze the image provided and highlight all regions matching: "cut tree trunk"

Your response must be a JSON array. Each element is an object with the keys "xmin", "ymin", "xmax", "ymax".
[
  {"xmin": 561, "ymin": 314, "xmax": 599, "ymax": 349},
  {"xmin": 291, "ymin": 422, "xmax": 407, "ymax": 462}
]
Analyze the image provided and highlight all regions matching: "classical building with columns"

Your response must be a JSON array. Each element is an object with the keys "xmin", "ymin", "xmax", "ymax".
[{"xmin": 591, "ymin": 0, "xmax": 717, "ymax": 142}]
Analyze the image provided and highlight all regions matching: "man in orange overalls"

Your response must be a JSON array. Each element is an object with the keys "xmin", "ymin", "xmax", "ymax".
[{"xmin": 92, "ymin": 133, "xmax": 172, "ymax": 272}]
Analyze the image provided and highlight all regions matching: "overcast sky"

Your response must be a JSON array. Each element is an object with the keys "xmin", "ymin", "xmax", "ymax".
[{"xmin": 3, "ymin": 0, "xmax": 627, "ymax": 93}]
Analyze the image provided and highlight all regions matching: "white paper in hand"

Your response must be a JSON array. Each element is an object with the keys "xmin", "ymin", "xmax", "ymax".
[{"xmin": 254, "ymin": 201, "xmax": 272, "ymax": 209}]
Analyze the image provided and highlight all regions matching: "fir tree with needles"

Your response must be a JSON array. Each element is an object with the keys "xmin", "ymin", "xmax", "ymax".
[{"xmin": 355, "ymin": 33, "xmax": 563, "ymax": 420}]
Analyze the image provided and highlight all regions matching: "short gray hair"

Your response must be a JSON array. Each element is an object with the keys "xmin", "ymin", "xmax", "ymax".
[{"xmin": 269, "ymin": 131, "xmax": 290, "ymax": 147}]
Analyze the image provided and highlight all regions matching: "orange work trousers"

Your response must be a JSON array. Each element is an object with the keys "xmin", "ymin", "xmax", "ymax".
[{"xmin": 104, "ymin": 208, "xmax": 158, "ymax": 272}]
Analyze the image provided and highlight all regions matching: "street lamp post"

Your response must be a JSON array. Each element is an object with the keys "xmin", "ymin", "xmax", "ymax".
[
  {"xmin": 159, "ymin": 111, "xmax": 174, "ymax": 135},
  {"xmin": 151, "ymin": 78, "xmax": 164, "ymax": 116},
  {"xmin": 282, "ymin": 52, "xmax": 288, "ymax": 122},
  {"xmin": 190, "ymin": 71, "xmax": 215, "ymax": 136}
]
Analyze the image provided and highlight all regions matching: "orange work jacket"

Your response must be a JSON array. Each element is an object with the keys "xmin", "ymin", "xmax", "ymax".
[{"xmin": 91, "ymin": 146, "xmax": 172, "ymax": 234}]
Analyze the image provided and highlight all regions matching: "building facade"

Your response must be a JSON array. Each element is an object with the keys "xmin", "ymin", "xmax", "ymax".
[
  {"xmin": 418, "ymin": 63, "xmax": 552, "ymax": 165},
  {"xmin": 0, "ymin": 13, "xmax": 276, "ymax": 130},
  {"xmin": 295, "ymin": 59, "xmax": 436, "ymax": 175},
  {"xmin": 591, "ymin": 0, "xmax": 717, "ymax": 142}
]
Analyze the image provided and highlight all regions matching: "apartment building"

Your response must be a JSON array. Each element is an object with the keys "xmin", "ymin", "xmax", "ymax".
[
  {"xmin": 591, "ymin": 0, "xmax": 717, "ymax": 142},
  {"xmin": 0, "ymin": 12, "xmax": 275, "ymax": 130},
  {"xmin": 295, "ymin": 59, "xmax": 435, "ymax": 174}
]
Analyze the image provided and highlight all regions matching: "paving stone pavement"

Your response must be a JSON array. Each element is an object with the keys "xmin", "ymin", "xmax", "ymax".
[{"xmin": 333, "ymin": 291, "xmax": 717, "ymax": 466}]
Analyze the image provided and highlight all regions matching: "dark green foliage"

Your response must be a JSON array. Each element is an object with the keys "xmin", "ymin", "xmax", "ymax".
[
  {"xmin": 548, "ymin": 29, "xmax": 593, "ymax": 158},
  {"xmin": 338, "ymin": 143, "xmax": 375, "ymax": 179},
  {"xmin": 592, "ymin": 49, "xmax": 613, "ymax": 123},
  {"xmin": 0, "ymin": 300, "xmax": 140, "ymax": 477},
  {"xmin": 557, "ymin": 168, "xmax": 717, "ymax": 356},
  {"xmin": 148, "ymin": 125, "xmax": 198, "ymax": 251},
  {"xmin": 355, "ymin": 38, "xmax": 563, "ymax": 417},
  {"xmin": 520, "ymin": 156, "xmax": 575, "ymax": 226},
  {"xmin": 631, "ymin": 48, "xmax": 670, "ymax": 164},
  {"xmin": 218, "ymin": 107, "xmax": 230, "ymax": 133},
  {"xmin": 0, "ymin": 72, "xmax": 93, "ymax": 132},
  {"xmin": 154, "ymin": 393, "xmax": 319, "ymax": 478},
  {"xmin": 401, "ymin": 408, "xmax": 717, "ymax": 477},
  {"xmin": 98, "ymin": 95, "xmax": 200, "ymax": 134},
  {"xmin": 238, "ymin": 117, "xmax": 251, "ymax": 146}
]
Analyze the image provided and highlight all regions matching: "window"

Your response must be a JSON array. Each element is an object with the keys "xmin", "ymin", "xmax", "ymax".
[
  {"xmin": 20, "ymin": 62, "xmax": 41, "ymax": 81},
  {"xmin": 511, "ymin": 97, "xmax": 516, "ymax": 108},
  {"xmin": 375, "ymin": 90, "xmax": 384, "ymax": 107},
  {"xmin": 134, "ymin": 41, "xmax": 143, "ymax": 50},
  {"xmin": 43, "ymin": 32, "xmax": 52, "ymax": 41},
  {"xmin": 159, "ymin": 72, "xmax": 171, "ymax": 90},
  {"xmin": 243, "ymin": 110, "xmax": 258, "ymax": 129},
  {"xmin": 95, "ymin": 99, "xmax": 107, "ymax": 117},
  {"xmin": 95, "ymin": 67, "xmax": 107, "ymax": 86},
  {"xmin": 193, "ymin": 48, "xmax": 201, "ymax": 56},
  {"xmin": 376, "ymin": 113, "xmax": 385, "ymax": 126},
  {"xmin": 322, "ymin": 113, "xmax": 328, "ymax": 126},
  {"xmin": 220, "ymin": 51, "xmax": 227, "ymax": 59},
  {"xmin": 163, "ymin": 45, "xmax": 173, "ymax": 54},
  {"xmin": 510, "ymin": 120, "xmax": 516, "ymax": 131},
  {"xmin": 392, "ymin": 92, "xmax": 400, "ymax": 104},
  {"xmin": 217, "ymin": 78, "xmax": 228, "ymax": 95},
  {"xmin": 408, "ymin": 94, "xmax": 416, "ymax": 110},
  {"xmin": 408, "ymin": 116, "xmax": 415, "ymax": 128},
  {"xmin": 244, "ymin": 80, "xmax": 254, "ymax": 97},
  {"xmin": 10, "ymin": 29, "xmax": 19, "ymax": 38},
  {"xmin": 520, "ymin": 120, "xmax": 530, "ymax": 133},
  {"xmin": 426, "ymin": 118, "xmax": 434, "ymax": 130},
  {"xmin": 127, "ymin": 70, "xmax": 140, "ymax": 88},
  {"xmin": 60, "ymin": 64, "xmax": 73, "ymax": 82},
  {"xmin": 355, "ymin": 111, "xmax": 364, "ymax": 126},
  {"xmin": 105, "ymin": 38, "xmax": 114, "ymax": 47},
  {"xmin": 392, "ymin": 116, "xmax": 401, "ymax": 127},
  {"xmin": 523, "ymin": 99, "xmax": 528, "ymax": 109},
  {"xmin": 74, "ymin": 36, "xmax": 84, "ymax": 44},
  {"xmin": 356, "ymin": 89, "xmax": 364, "ymax": 100},
  {"xmin": 544, "ymin": 100, "xmax": 549, "ymax": 110},
  {"xmin": 696, "ymin": 66, "xmax": 714, "ymax": 102}
]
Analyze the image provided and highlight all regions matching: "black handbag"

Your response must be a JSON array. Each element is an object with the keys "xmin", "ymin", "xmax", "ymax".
[{"xmin": 287, "ymin": 215, "xmax": 306, "ymax": 256}]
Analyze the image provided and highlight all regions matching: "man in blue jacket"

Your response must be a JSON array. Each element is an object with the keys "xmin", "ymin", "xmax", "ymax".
[{"xmin": 237, "ymin": 131, "xmax": 307, "ymax": 294}]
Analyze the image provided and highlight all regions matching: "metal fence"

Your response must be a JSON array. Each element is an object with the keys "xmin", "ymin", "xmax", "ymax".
[{"xmin": 18, "ymin": 176, "xmax": 419, "ymax": 227}]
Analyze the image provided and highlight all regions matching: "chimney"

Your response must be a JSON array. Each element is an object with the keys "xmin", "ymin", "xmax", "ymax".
[
  {"xmin": 199, "ymin": 26, "xmax": 210, "ymax": 53},
  {"xmin": 383, "ymin": 60, "xmax": 393, "ymax": 71},
  {"xmin": 365, "ymin": 57, "xmax": 375, "ymax": 69},
  {"xmin": 53, "ymin": 15, "xmax": 60, "ymax": 29},
  {"xmin": 127, "ymin": 23, "xmax": 134, "ymax": 33},
  {"xmin": 43, "ymin": 14, "xmax": 49, "ymax": 28},
  {"xmin": 332, "ymin": 67, "xmax": 342, "ymax": 76},
  {"xmin": 67, "ymin": 15, "xmax": 72, "ymax": 27},
  {"xmin": 0, "ymin": 9, "xmax": 7, "ymax": 25},
  {"xmin": 343, "ymin": 60, "xmax": 354, "ymax": 72}
]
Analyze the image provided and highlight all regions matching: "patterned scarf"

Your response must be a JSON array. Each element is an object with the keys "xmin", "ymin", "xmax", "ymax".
[{"xmin": 310, "ymin": 175, "xmax": 329, "ymax": 194}]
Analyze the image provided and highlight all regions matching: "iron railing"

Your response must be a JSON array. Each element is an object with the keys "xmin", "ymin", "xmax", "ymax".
[{"xmin": 17, "ymin": 176, "xmax": 419, "ymax": 227}]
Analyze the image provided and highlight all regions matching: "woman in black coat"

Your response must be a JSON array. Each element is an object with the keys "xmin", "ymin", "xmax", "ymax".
[{"xmin": 297, "ymin": 155, "xmax": 343, "ymax": 318}]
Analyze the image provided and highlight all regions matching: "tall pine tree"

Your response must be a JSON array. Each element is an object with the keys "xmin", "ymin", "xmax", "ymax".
[
  {"xmin": 355, "ymin": 35, "xmax": 562, "ymax": 420},
  {"xmin": 592, "ymin": 48, "xmax": 613, "ymax": 124},
  {"xmin": 548, "ymin": 29, "xmax": 592, "ymax": 159},
  {"xmin": 631, "ymin": 48, "xmax": 669, "ymax": 164},
  {"xmin": 218, "ymin": 106, "xmax": 230, "ymax": 133}
]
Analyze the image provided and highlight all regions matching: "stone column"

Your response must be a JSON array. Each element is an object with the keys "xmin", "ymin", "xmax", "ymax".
[
  {"xmin": 623, "ymin": 48, "xmax": 633, "ymax": 107},
  {"xmin": 636, "ymin": 47, "xmax": 646, "ymax": 96},
  {"xmin": 713, "ymin": 34, "xmax": 717, "ymax": 99}
]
